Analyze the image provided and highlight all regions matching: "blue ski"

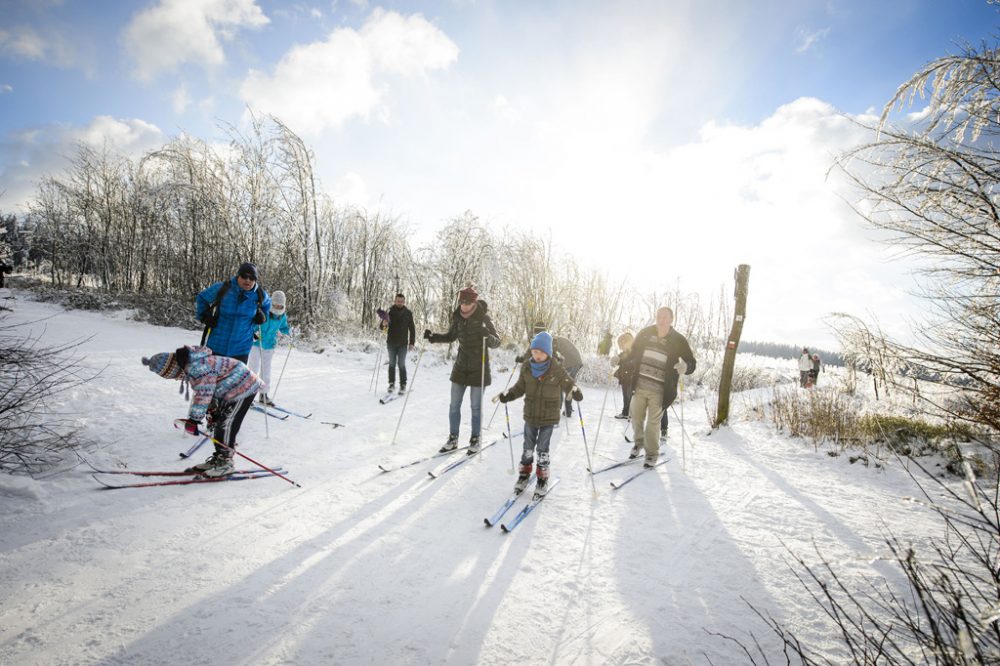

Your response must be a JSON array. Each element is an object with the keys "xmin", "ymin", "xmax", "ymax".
[
  {"xmin": 610, "ymin": 459, "xmax": 670, "ymax": 490},
  {"xmin": 251, "ymin": 404, "xmax": 290, "ymax": 420},
  {"xmin": 484, "ymin": 479, "xmax": 535, "ymax": 527},
  {"xmin": 427, "ymin": 439, "xmax": 498, "ymax": 479},
  {"xmin": 500, "ymin": 478, "xmax": 561, "ymax": 533},
  {"xmin": 179, "ymin": 436, "xmax": 210, "ymax": 459},
  {"xmin": 265, "ymin": 404, "xmax": 312, "ymax": 419}
]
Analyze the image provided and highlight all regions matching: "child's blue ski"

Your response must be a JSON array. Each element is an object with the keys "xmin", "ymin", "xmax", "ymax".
[
  {"xmin": 179, "ymin": 436, "xmax": 209, "ymax": 459},
  {"xmin": 484, "ymin": 478, "xmax": 535, "ymax": 527},
  {"xmin": 500, "ymin": 478, "xmax": 560, "ymax": 533},
  {"xmin": 265, "ymin": 404, "xmax": 312, "ymax": 419},
  {"xmin": 251, "ymin": 404, "xmax": 290, "ymax": 420},
  {"xmin": 610, "ymin": 459, "xmax": 669, "ymax": 490},
  {"xmin": 427, "ymin": 439, "xmax": 498, "ymax": 479}
]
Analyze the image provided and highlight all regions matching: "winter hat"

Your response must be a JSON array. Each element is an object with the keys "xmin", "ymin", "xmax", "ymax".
[
  {"xmin": 237, "ymin": 262, "xmax": 258, "ymax": 281},
  {"xmin": 458, "ymin": 285, "xmax": 479, "ymax": 304},
  {"xmin": 141, "ymin": 347, "xmax": 188, "ymax": 379},
  {"xmin": 532, "ymin": 320, "xmax": 547, "ymax": 334},
  {"xmin": 530, "ymin": 331, "xmax": 553, "ymax": 357},
  {"xmin": 271, "ymin": 290, "xmax": 286, "ymax": 315}
]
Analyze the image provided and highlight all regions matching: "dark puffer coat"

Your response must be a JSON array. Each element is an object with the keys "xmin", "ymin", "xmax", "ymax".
[
  {"xmin": 427, "ymin": 300, "xmax": 501, "ymax": 387},
  {"xmin": 504, "ymin": 358, "xmax": 578, "ymax": 427}
]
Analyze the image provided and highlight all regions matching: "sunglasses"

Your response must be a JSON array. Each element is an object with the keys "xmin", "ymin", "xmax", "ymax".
[{"xmin": 238, "ymin": 272, "xmax": 256, "ymax": 281}]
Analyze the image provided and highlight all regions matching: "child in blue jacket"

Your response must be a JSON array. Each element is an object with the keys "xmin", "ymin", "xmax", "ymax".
[{"xmin": 249, "ymin": 290, "xmax": 291, "ymax": 405}]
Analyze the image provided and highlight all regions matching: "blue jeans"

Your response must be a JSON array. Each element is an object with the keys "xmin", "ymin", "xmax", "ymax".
[
  {"xmin": 449, "ymin": 382, "xmax": 483, "ymax": 437},
  {"xmin": 387, "ymin": 343, "xmax": 408, "ymax": 386},
  {"xmin": 521, "ymin": 423, "xmax": 554, "ymax": 469}
]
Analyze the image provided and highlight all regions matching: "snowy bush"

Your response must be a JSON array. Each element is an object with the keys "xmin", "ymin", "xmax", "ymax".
[{"xmin": 0, "ymin": 314, "xmax": 99, "ymax": 475}]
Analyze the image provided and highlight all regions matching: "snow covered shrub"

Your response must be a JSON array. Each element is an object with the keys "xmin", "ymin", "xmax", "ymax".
[{"xmin": 0, "ymin": 315, "xmax": 98, "ymax": 475}]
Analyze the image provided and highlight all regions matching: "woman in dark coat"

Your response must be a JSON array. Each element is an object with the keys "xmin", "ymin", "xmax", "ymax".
[{"xmin": 424, "ymin": 285, "xmax": 501, "ymax": 454}]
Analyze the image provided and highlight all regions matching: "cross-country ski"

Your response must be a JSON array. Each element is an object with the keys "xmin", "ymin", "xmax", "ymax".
[{"xmin": 500, "ymin": 478, "xmax": 561, "ymax": 533}]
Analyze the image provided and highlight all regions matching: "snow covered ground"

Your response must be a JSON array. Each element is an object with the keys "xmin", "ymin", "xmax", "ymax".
[{"xmin": 0, "ymin": 290, "xmax": 957, "ymax": 665}]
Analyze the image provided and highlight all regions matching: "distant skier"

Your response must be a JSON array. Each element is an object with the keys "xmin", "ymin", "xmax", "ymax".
[
  {"xmin": 809, "ymin": 353, "xmax": 822, "ymax": 387},
  {"xmin": 622, "ymin": 306, "xmax": 696, "ymax": 467},
  {"xmin": 424, "ymin": 285, "xmax": 501, "ymax": 454},
  {"xmin": 195, "ymin": 262, "xmax": 271, "ymax": 363},
  {"xmin": 494, "ymin": 331, "xmax": 582, "ymax": 496},
  {"xmin": 142, "ymin": 345, "xmax": 262, "ymax": 477},
  {"xmin": 613, "ymin": 331, "xmax": 634, "ymax": 419},
  {"xmin": 798, "ymin": 348, "xmax": 812, "ymax": 388},
  {"xmin": 379, "ymin": 292, "xmax": 416, "ymax": 395},
  {"xmin": 249, "ymin": 290, "xmax": 291, "ymax": 406}
]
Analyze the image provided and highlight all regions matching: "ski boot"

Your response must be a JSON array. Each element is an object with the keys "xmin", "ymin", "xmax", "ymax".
[
  {"xmin": 659, "ymin": 428, "xmax": 667, "ymax": 442},
  {"xmin": 202, "ymin": 452, "xmax": 235, "ymax": 478},
  {"xmin": 533, "ymin": 467, "xmax": 549, "ymax": 498},
  {"xmin": 398, "ymin": 383, "xmax": 406, "ymax": 395},
  {"xmin": 186, "ymin": 450, "xmax": 230, "ymax": 474},
  {"xmin": 467, "ymin": 435, "xmax": 481, "ymax": 455},
  {"xmin": 628, "ymin": 442, "xmax": 643, "ymax": 459},
  {"xmin": 514, "ymin": 463, "xmax": 533, "ymax": 494},
  {"xmin": 438, "ymin": 434, "xmax": 459, "ymax": 453}
]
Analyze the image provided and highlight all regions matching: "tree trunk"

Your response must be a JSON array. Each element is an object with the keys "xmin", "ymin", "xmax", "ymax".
[{"xmin": 714, "ymin": 264, "xmax": 750, "ymax": 427}]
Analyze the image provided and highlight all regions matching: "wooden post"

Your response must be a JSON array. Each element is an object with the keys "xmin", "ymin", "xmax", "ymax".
[{"xmin": 715, "ymin": 264, "xmax": 750, "ymax": 427}]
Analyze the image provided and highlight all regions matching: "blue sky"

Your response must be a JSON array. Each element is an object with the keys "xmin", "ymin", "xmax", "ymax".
[{"xmin": 1, "ymin": 0, "xmax": 998, "ymax": 347}]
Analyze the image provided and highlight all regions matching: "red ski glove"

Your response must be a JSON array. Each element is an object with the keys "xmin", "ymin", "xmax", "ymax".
[{"xmin": 183, "ymin": 418, "xmax": 201, "ymax": 436}]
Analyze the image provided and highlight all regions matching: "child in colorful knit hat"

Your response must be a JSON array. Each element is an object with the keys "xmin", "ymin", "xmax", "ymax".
[
  {"xmin": 249, "ymin": 290, "xmax": 291, "ymax": 406},
  {"xmin": 493, "ymin": 331, "xmax": 582, "ymax": 497},
  {"xmin": 142, "ymin": 345, "xmax": 263, "ymax": 477}
]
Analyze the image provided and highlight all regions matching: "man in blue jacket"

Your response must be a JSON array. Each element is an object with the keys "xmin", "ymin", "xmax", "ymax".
[{"xmin": 195, "ymin": 262, "xmax": 271, "ymax": 363}]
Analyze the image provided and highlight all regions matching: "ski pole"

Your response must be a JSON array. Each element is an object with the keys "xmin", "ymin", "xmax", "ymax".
[
  {"xmin": 576, "ymin": 400, "xmax": 599, "ymax": 498},
  {"xmin": 258, "ymin": 325, "xmax": 270, "ymax": 441},
  {"xmin": 487, "ymin": 363, "xmax": 517, "ymax": 429},
  {"xmin": 270, "ymin": 334, "xmax": 294, "ymax": 404},
  {"xmin": 174, "ymin": 419, "xmax": 300, "ymax": 487},
  {"xmin": 504, "ymin": 402, "xmax": 515, "ymax": 474},
  {"xmin": 390, "ymin": 346, "xmax": 424, "ymax": 446},
  {"xmin": 590, "ymin": 369, "xmax": 613, "ymax": 458}
]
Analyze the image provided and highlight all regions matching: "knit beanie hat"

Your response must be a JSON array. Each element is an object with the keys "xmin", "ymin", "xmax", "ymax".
[
  {"xmin": 458, "ymin": 285, "xmax": 478, "ymax": 304},
  {"xmin": 237, "ymin": 262, "xmax": 258, "ymax": 281},
  {"xmin": 142, "ymin": 347, "xmax": 189, "ymax": 379},
  {"xmin": 271, "ymin": 290, "xmax": 286, "ymax": 314},
  {"xmin": 530, "ymin": 331, "xmax": 553, "ymax": 357}
]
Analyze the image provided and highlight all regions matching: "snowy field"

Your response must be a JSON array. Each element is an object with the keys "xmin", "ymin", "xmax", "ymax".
[{"xmin": 0, "ymin": 290, "xmax": 957, "ymax": 665}]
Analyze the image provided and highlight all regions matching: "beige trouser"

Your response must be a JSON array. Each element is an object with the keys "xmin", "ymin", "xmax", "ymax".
[{"xmin": 630, "ymin": 387, "xmax": 664, "ymax": 461}]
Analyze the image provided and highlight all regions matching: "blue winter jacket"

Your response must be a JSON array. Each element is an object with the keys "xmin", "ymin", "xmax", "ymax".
[
  {"xmin": 195, "ymin": 278, "xmax": 271, "ymax": 358},
  {"xmin": 253, "ymin": 312, "xmax": 290, "ymax": 350}
]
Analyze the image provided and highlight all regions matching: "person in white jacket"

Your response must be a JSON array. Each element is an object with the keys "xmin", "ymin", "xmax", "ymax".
[{"xmin": 798, "ymin": 348, "xmax": 813, "ymax": 388}]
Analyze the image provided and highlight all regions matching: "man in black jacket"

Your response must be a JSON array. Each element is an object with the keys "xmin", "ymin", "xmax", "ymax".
[
  {"xmin": 624, "ymin": 307, "xmax": 696, "ymax": 467},
  {"xmin": 380, "ymin": 293, "xmax": 416, "ymax": 394}
]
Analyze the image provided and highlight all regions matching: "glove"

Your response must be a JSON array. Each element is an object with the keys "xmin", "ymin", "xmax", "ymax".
[
  {"xmin": 494, "ymin": 392, "xmax": 509, "ymax": 404},
  {"xmin": 183, "ymin": 418, "xmax": 201, "ymax": 436},
  {"xmin": 423, "ymin": 329, "xmax": 432, "ymax": 340},
  {"xmin": 254, "ymin": 307, "xmax": 267, "ymax": 325},
  {"xmin": 514, "ymin": 354, "xmax": 525, "ymax": 364},
  {"xmin": 571, "ymin": 387, "xmax": 583, "ymax": 401},
  {"xmin": 486, "ymin": 335, "xmax": 500, "ymax": 348},
  {"xmin": 200, "ymin": 311, "xmax": 218, "ymax": 328}
]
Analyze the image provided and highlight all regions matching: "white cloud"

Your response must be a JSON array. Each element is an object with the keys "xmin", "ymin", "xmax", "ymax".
[
  {"xmin": 794, "ymin": 26, "xmax": 831, "ymax": 54},
  {"xmin": 0, "ymin": 25, "xmax": 92, "ymax": 73},
  {"xmin": 1, "ymin": 84, "xmax": 12, "ymax": 94},
  {"xmin": 239, "ymin": 8, "xmax": 458, "ymax": 134},
  {"xmin": 0, "ymin": 116, "xmax": 164, "ymax": 213},
  {"xmin": 121, "ymin": 0, "xmax": 269, "ymax": 81}
]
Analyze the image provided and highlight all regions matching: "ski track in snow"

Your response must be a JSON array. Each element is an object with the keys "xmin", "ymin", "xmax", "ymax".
[{"xmin": 0, "ymin": 293, "xmax": 956, "ymax": 665}]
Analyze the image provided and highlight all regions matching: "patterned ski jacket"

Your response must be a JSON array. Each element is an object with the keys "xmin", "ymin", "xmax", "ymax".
[
  {"xmin": 427, "ymin": 300, "xmax": 501, "ymax": 387},
  {"xmin": 504, "ymin": 358, "xmax": 578, "ymax": 427},
  {"xmin": 184, "ymin": 346, "xmax": 263, "ymax": 421},
  {"xmin": 195, "ymin": 277, "xmax": 271, "ymax": 358}
]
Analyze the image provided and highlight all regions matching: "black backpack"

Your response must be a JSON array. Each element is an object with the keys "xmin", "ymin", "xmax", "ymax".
[{"xmin": 199, "ymin": 279, "xmax": 266, "ymax": 345}]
